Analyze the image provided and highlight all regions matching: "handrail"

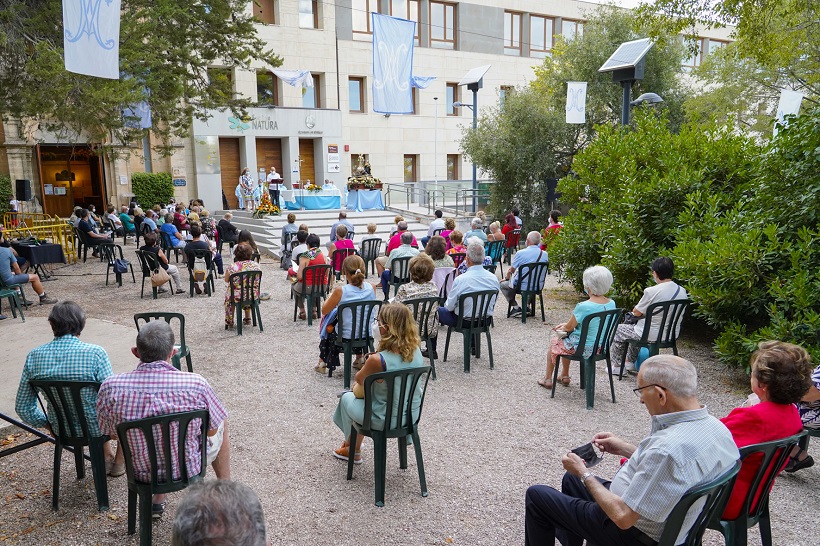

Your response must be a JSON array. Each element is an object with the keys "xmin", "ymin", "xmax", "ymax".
[
  {"xmin": 381, "ymin": 180, "xmax": 496, "ymax": 217},
  {"xmin": 2, "ymin": 216, "xmax": 78, "ymax": 264}
]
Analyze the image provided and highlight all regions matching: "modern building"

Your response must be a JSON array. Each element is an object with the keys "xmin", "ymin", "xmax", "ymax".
[{"xmin": 1, "ymin": 0, "xmax": 732, "ymax": 215}]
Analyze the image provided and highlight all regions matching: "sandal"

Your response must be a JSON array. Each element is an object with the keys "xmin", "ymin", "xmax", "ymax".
[
  {"xmin": 537, "ymin": 378, "xmax": 553, "ymax": 390},
  {"xmin": 243, "ymin": 318, "xmax": 252, "ymax": 325},
  {"xmin": 558, "ymin": 375, "xmax": 571, "ymax": 386},
  {"xmin": 225, "ymin": 322, "xmax": 234, "ymax": 330},
  {"xmin": 333, "ymin": 445, "xmax": 362, "ymax": 464},
  {"xmin": 298, "ymin": 309, "xmax": 307, "ymax": 320},
  {"xmin": 315, "ymin": 362, "xmax": 328, "ymax": 374}
]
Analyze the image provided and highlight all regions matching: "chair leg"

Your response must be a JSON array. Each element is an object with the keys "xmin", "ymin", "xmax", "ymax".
[
  {"xmin": 89, "ymin": 438, "xmax": 110, "ymax": 511},
  {"xmin": 443, "ymin": 327, "xmax": 452, "ymax": 362},
  {"xmin": 52, "ymin": 444, "xmax": 62, "ymax": 511},
  {"xmin": 606, "ymin": 358, "xmax": 616, "ymax": 404},
  {"xmin": 347, "ymin": 427, "xmax": 358, "ymax": 480},
  {"xmin": 140, "ymin": 277, "xmax": 145, "ymax": 298},
  {"xmin": 520, "ymin": 294, "xmax": 528, "ymax": 324},
  {"xmin": 486, "ymin": 329, "xmax": 494, "ymax": 369},
  {"xmin": 256, "ymin": 304, "xmax": 264, "ymax": 332},
  {"xmin": 74, "ymin": 444, "xmax": 85, "ymax": 479},
  {"xmin": 398, "ymin": 435, "xmax": 408, "ymax": 469},
  {"xmin": 426, "ymin": 338, "xmax": 437, "ymax": 380},
  {"xmin": 759, "ymin": 504, "xmax": 772, "ymax": 546},
  {"xmin": 462, "ymin": 332, "xmax": 471, "ymax": 373},
  {"xmin": 412, "ymin": 432, "xmax": 428, "ymax": 497},
  {"xmin": 584, "ymin": 358, "xmax": 596, "ymax": 410},
  {"xmin": 374, "ymin": 434, "xmax": 388, "ymax": 507},
  {"xmin": 138, "ymin": 490, "xmax": 152, "ymax": 546},
  {"xmin": 539, "ymin": 294, "xmax": 546, "ymax": 322},
  {"xmin": 127, "ymin": 489, "xmax": 137, "ymax": 535},
  {"xmin": 343, "ymin": 348, "xmax": 353, "ymax": 389},
  {"xmin": 551, "ymin": 354, "xmax": 560, "ymax": 399},
  {"xmin": 306, "ymin": 295, "xmax": 314, "ymax": 326},
  {"xmin": 618, "ymin": 343, "xmax": 629, "ymax": 381},
  {"xmin": 236, "ymin": 304, "xmax": 243, "ymax": 335},
  {"xmin": 186, "ymin": 353, "xmax": 193, "ymax": 373}
]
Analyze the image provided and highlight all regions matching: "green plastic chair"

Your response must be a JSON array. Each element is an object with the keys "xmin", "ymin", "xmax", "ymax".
[
  {"xmin": 507, "ymin": 261, "xmax": 549, "ymax": 323},
  {"xmin": 707, "ymin": 431, "xmax": 807, "ymax": 546},
  {"xmin": 443, "ymin": 289, "xmax": 498, "ymax": 373},
  {"xmin": 346, "ymin": 365, "xmax": 432, "ymax": 507},
  {"xmin": 449, "ymin": 252, "xmax": 466, "ymax": 269},
  {"xmin": 486, "ymin": 239, "xmax": 506, "ymax": 276},
  {"xmin": 403, "ymin": 296, "xmax": 440, "ymax": 380},
  {"xmin": 331, "ymin": 247, "xmax": 358, "ymax": 280},
  {"xmin": 215, "ymin": 224, "xmax": 235, "ymax": 255},
  {"xmin": 229, "ymin": 270, "xmax": 263, "ymax": 335},
  {"xmin": 292, "ymin": 264, "xmax": 333, "ymax": 326},
  {"xmin": 159, "ymin": 230, "xmax": 182, "ymax": 263},
  {"xmin": 100, "ymin": 244, "xmax": 136, "ymax": 287},
  {"xmin": 617, "ymin": 298, "xmax": 691, "ymax": 379},
  {"xmin": 133, "ymin": 313, "xmax": 193, "ymax": 372},
  {"xmin": 359, "ymin": 238, "xmax": 382, "ymax": 277},
  {"xmin": 0, "ymin": 286, "xmax": 25, "ymax": 321},
  {"xmin": 186, "ymin": 248, "xmax": 216, "ymax": 297},
  {"xmin": 657, "ymin": 460, "xmax": 741, "ymax": 546},
  {"xmin": 549, "ymin": 308, "xmax": 624, "ymax": 410},
  {"xmin": 797, "ymin": 425, "xmax": 820, "ymax": 453},
  {"xmin": 505, "ymin": 228, "xmax": 521, "ymax": 264},
  {"xmin": 388, "ymin": 255, "xmax": 412, "ymax": 296},
  {"xmin": 116, "ymin": 410, "xmax": 209, "ymax": 546},
  {"xmin": 335, "ymin": 299, "xmax": 383, "ymax": 388},
  {"xmin": 29, "ymin": 380, "xmax": 109, "ymax": 512},
  {"xmin": 134, "ymin": 250, "xmax": 173, "ymax": 299},
  {"xmin": 76, "ymin": 228, "xmax": 109, "ymax": 262}
]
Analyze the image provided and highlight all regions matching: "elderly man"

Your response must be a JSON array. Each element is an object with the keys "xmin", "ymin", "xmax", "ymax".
[
  {"xmin": 171, "ymin": 480, "xmax": 269, "ymax": 546},
  {"xmin": 96, "ymin": 321, "xmax": 231, "ymax": 518},
  {"xmin": 141, "ymin": 209, "xmax": 158, "ymax": 233},
  {"xmin": 526, "ymin": 355, "xmax": 739, "ymax": 546},
  {"xmin": 328, "ymin": 211, "xmax": 355, "ymax": 244},
  {"xmin": 118, "ymin": 205, "xmax": 136, "ymax": 235},
  {"xmin": 420, "ymin": 209, "xmax": 446, "ymax": 249},
  {"xmin": 15, "ymin": 302, "xmax": 122, "ymax": 472},
  {"xmin": 463, "ymin": 217, "xmax": 488, "ymax": 245},
  {"xmin": 267, "ymin": 166, "xmax": 282, "ymax": 206},
  {"xmin": 611, "ymin": 257, "xmax": 688, "ymax": 373},
  {"xmin": 379, "ymin": 231, "xmax": 419, "ymax": 301},
  {"xmin": 500, "ymin": 230, "xmax": 549, "ymax": 317},
  {"xmin": 438, "ymin": 241, "xmax": 500, "ymax": 327}
]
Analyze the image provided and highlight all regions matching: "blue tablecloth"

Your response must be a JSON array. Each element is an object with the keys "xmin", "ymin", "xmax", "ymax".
[
  {"xmin": 347, "ymin": 189, "xmax": 385, "ymax": 212},
  {"xmin": 284, "ymin": 190, "xmax": 341, "ymax": 210}
]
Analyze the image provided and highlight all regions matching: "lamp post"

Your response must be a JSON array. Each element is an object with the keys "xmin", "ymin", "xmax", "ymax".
[
  {"xmin": 453, "ymin": 99, "xmax": 477, "ymax": 213},
  {"xmin": 456, "ymin": 65, "xmax": 490, "ymax": 214},
  {"xmin": 433, "ymin": 97, "xmax": 438, "ymax": 184}
]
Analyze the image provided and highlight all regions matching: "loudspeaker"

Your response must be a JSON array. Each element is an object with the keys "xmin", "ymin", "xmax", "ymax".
[
  {"xmin": 546, "ymin": 178, "xmax": 560, "ymax": 204},
  {"xmin": 15, "ymin": 179, "xmax": 31, "ymax": 201}
]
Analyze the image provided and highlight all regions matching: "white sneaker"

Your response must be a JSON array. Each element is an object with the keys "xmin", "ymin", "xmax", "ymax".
[{"xmin": 610, "ymin": 362, "xmax": 634, "ymax": 375}]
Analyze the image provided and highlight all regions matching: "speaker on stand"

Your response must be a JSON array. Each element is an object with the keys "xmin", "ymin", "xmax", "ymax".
[{"xmin": 15, "ymin": 179, "xmax": 32, "ymax": 201}]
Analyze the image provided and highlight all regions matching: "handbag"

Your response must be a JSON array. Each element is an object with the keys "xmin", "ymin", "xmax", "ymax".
[
  {"xmin": 113, "ymin": 258, "xmax": 129, "ymax": 274},
  {"xmin": 150, "ymin": 265, "xmax": 170, "ymax": 287},
  {"xmin": 622, "ymin": 312, "xmax": 640, "ymax": 325},
  {"xmin": 351, "ymin": 382, "xmax": 365, "ymax": 399},
  {"xmin": 193, "ymin": 257, "xmax": 207, "ymax": 282}
]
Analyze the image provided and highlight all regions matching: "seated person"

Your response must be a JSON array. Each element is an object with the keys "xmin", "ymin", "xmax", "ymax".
[
  {"xmin": 790, "ymin": 360, "xmax": 820, "ymax": 472},
  {"xmin": 141, "ymin": 209, "xmax": 158, "ymax": 233},
  {"xmin": 547, "ymin": 210, "xmax": 563, "ymax": 232},
  {"xmin": 487, "ymin": 221, "xmax": 505, "ymax": 241},
  {"xmin": 69, "ymin": 206, "xmax": 83, "ymax": 227},
  {"xmin": 153, "ymin": 205, "xmax": 166, "ymax": 226},
  {"xmin": 77, "ymin": 208, "xmax": 113, "ymax": 257},
  {"xmin": 293, "ymin": 234, "xmax": 327, "ymax": 320},
  {"xmin": 438, "ymin": 242, "xmax": 499, "ymax": 327},
  {"xmin": 379, "ymin": 232, "xmax": 420, "ymax": 301},
  {"xmin": 360, "ymin": 222, "xmax": 380, "ymax": 243},
  {"xmin": 96, "ymin": 320, "xmax": 231, "ymax": 518},
  {"xmin": 140, "ymin": 232, "xmax": 185, "ymax": 294},
  {"xmin": 537, "ymin": 266, "xmax": 615, "ymax": 389},
  {"xmin": 327, "ymin": 212, "xmax": 355, "ymax": 250},
  {"xmin": 87, "ymin": 205, "xmax": 102, "ymax": 228},
  {"xmin": 15, "ymin": 302, "xmax": 120, "ymax": 473},
  {"xmin": 719, "ymin": 341, "xmax": 811, "ymax": 517},
  {"xmin": 174, "ymin": 204, "xmax": 191, "ymax": 231},
  {"xmin": 160, "ymin": 213, "xmax": 188, "ymax": 249},
  {"xmin": 199, "ymin": 210, "xmax": 216, "ymax": 240},
  {"xmin": 119, "ymin": 205, "xmax": 136, "ymax": 235},
  {"xmin": 218, "ymin": 212, "xmax": 239, "ymax": 244},
  {"xmin": 232, "ymin": 230, "xmax": 258, "ymax": 262},
  {"xmin": 463, "ymin": 217, "xmax": 488, "ymax": 244},
  {"xmin": 500, "ymin": 231, "xmax": 549, "ymax": 316},
  {"xmin": 0, "ymin": 224, "xmax": 27, "ymax": 271},
  {"xmin": 420, "ymin": 209, "xmax": 446, "ymax": 249},
  {"xmin": 105, "ymin": 205, "xmax": 124, "ymax": 235},
  {"xmin": 525, "ymin": 355, "xmax": 739, "ymax": 546},
  {"xmin": 185, "ymin": 224, "xmax": 224, "ymax": 294},
  {"xmin": 394, "ymin": 254, "xmax": 440, "ymax": 358},
  {"xmin": 440, "ymin": 217, "xmax": 456, "ymax": 251},
  {"xmin": 446, "ymin": 230, "xmax": 466, "ymax": 256},
  {"xmin": 424, "ymin": 235, "xmax": 454, "ymax": 269},
  {"xmin": 288, "ymin": 230, "xmax": 309, "ymax": 272},
  {"xmin": 0, "ymin": 242, "xmax": 56, "ymax": 304},
  {"xmin": 281, "ymin": 213, "xmax": 299, "ymax": 250},
  {"xmin": 328, "ymin": 224, "xmax": 356, "ymax": 271},
  {"xmin": 224, "ymin": 243, "xmax": 261, "ymax": 329}
]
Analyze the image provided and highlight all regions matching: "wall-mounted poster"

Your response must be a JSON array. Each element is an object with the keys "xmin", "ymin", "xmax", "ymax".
[
  {"xmin": 194, "ymin": 136, "xmax": 221, "ymax": 174},
  {"xmin": 44, "ymin": 184, "xmax": 54, "ymax": 195}
]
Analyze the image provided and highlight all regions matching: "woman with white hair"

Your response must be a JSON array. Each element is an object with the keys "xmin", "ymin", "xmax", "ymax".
[{"xmin": 538, "ymin": 265, "xmax": 616, "ymax": 389}]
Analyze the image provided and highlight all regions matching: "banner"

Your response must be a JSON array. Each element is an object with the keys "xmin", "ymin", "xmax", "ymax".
[
  {"xmin": 123, "ymin": 100, "xmax": 152, "ymax": 129},
  {"xmin": 271, "ymin": 69, "xmax": 314, "ymax": 88},
  {"xmin": 410, "ymin": 75, "xmax": 436, "ymax": 89},
  {"xmin": 63, "ymin": 0, "xmax": 121, "ymax": 79},
  {"xmin": 773, "ymin": 89, "xmax": 804, "ymax": 137},
  {"xmin": 565, "ymin": 82, "xmax": 587, "ymax": 124},
  {"xmin": 372, "ymin": 13, "xmax": 415, "ymax": 114}
]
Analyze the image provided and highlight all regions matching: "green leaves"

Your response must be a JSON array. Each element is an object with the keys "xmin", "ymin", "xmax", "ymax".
[{"xmin": 132, "ymin": 173, "xmax": 174, "ymax": 209}]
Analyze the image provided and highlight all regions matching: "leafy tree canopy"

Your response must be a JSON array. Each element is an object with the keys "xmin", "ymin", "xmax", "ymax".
[{"xmin": 0, "ymin": 0, "xmax": 281, "ymax": 156}]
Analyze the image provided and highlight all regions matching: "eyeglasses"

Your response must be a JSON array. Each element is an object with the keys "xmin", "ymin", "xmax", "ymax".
[{"xmin": 633, "ymin": 384, "xmax": 666, "ymax": 398}]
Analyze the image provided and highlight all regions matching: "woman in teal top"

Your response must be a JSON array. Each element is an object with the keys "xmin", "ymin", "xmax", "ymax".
[
  {"xmin": 538, "ymin": 265, "xmax": 616, "ymax": 389},
  {"xmin": 332, "ymin": 303, "xmax": 426, "ymax": 464}
]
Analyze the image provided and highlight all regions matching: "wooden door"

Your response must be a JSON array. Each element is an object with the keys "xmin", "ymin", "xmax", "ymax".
[
  {"xmin": 219, "ymin": 137, "xmax": 240, "ymax": 209},
  {"xmin": 255, "ymin": 138, "xmax": 283, "ymax": 178},
  {"xmin": 298, "ymin": 139, "xmax": 315, "ymax": 184}
]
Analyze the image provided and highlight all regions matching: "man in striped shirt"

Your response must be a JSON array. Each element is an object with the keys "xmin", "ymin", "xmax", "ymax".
[
  {"xmin": 96, "ymin": 320, "xmax": 231, "ymax": 518},
  {"xmin": 525, "ymin": 355, "xmax": 739, "ymax": 545}
]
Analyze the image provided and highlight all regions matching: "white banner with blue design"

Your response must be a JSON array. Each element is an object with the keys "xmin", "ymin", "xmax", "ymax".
[
  {"xmin": 565, "ymin": 82, "xmax": 587, "ymax": 124},
  {"xmin": 271, "ymin": 69, "xmax": 314, "ymax": 88},
  {"xmin": 773, "ymin": 89, "xmax": 804, "ymax": 137},
  {"xmin": 372, "ymin": 14, "xmax": 415, "ymax": 114},
  {"xmin": 123, "ymin": 100, "xmax": 152, "ymax": 129},
  {"xmin": 63, "ymin": 0, "xmax": 121, "ymax": 79}
]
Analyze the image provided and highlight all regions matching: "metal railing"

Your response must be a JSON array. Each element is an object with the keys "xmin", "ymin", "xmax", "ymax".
[
  {"xmin": 382, "ymin": 180, "xmax": 496, "ymax": 217},
  {"xmin": 3, "ymin": 213, "xmax": 78, "ymax": 263}
]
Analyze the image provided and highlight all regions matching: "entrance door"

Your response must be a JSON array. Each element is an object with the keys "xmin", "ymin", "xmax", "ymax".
[
  {"xmin": 219, "ymin": 137, "xmax": 240, "ymax": 209},
  {"xmin": 255, "ymin": 138, "xmax": 283, "ymax": 179},
  {"xmin": 37, "ymin": 145, "xmax": 105, "ymax": 217},
  {"xmin": 298, "ymin": 139, "xmax": 316, "ymax": 185}
]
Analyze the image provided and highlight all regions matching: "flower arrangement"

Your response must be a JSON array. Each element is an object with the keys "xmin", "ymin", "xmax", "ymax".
[
  {"xmin": 253, "ymin": 192, "xmax": 281, "ymax": 218},
  {"xmin": 305, "ymin": 182, "xmax": 322, "ymax": 193},
  {"xmin": 347, "ymin": 154, "xmax": 382, "ymax": 191}
]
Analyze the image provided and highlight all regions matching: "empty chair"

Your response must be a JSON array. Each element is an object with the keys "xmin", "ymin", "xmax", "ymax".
[
  {"xmin": 100, "ymin": 244, "xmax": 136, "ymax": 287},
  {"xmin": 359, "ymin": 238, "xmax": 382, "ymax": 277}
]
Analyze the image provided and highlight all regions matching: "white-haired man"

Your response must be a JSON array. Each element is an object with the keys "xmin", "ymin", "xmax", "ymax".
[
  {"xmin": 525, "ymin": 355, "xmax": 739, "ymax": 546},
  {"xmin": 500, "ymin": 230, "xmax": 548, "ymax": 317},
  {"xmin": 463, "ymin": 217, "xmax": 488, "ymax": 245},
  {"xmin": 438, "ymin": 241, "xmax": 500, "ymax": 327}
]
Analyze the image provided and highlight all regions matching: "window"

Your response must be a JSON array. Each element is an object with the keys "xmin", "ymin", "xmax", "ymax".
[
  {"xmin": 256, "ymin": 71, "xmax": 279, "ymax": 106},
  {"xmin": 707, "ymin": 39, "xmax": 728, "ymax": 55},
  {"xmin": 683, "ymin": 38, "xmax": 704, "ymax": 70},
  {"xmin": 530, "ymin": 15, "xmax": 554, "ymax": 58},
  {"xmin": 430, "ymin": 1, "xmax": 456, "ymax": 49},
  {"xmin": 446, "ymin": 82, "xmax": 459, "ymax": 116},
  {"xmin": 352, "ymin": 0, "xmax": 377, "ymax": 34},
  {"xmin": 349, "ymin": 77, "xmax": 365, "ymax": 112},
  {"xmin": 302, "ymin": 74, "xmax": 321, "ymax": 108},
  {"xmin": 561, "ymin": 19, "xmax": 583, "ymax": 41},
  {"xmin": 446, "ymin": 154, "xmax": 459, "ymax": 180},
  {"xmin": 390, "ymin": 0, "xmax": 420, "ymax": 43},
  {"xmin": 299, "ymin": 0, "xmax": 318, "ymax": 29},
  {"xmin": 404, "ymin": 155, "xmax": 417, "ymax": 183},
  {"xmin": 500, "ymin": 85, "xmax": 513, "ymax": 108},
  {"xmin": 504, "ymin": 11, "xmax": 521, "ymax": 56},
  {"xmin": 207, "ymin": 67, "xmax": 233, "ymax": 103},
  {"xmin": 411, "ymin": 87, "xmax": 418, "ymax": 114},
  {"xmin": 254, "ymin": 0, "xmax": 276, "ymax": 25}
]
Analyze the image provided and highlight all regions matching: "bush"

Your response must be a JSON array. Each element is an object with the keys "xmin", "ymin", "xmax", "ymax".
[
  {"xmin": 0, "ymin": 174, "xmax": 12, "ymax": 217},
  {"xmin": 132, "ymin": 172, "xmax": 174, "ymax": 209}
]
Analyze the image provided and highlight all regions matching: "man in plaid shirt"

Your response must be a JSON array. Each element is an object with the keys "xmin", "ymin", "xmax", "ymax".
[{"xmin": 96, "ymin": 320, "xmax": 231, "ymax": 518}]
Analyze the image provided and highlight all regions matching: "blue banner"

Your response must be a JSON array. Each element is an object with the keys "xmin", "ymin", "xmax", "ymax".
[{"xmin": 372, "ymin": 14, "xmax": 415, "ymax": 114}]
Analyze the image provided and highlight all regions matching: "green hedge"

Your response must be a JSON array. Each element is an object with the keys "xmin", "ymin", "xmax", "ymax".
[
  {"xmin": 0, "ymin": 174, "xmax": 12, "ymax": 217},
  {"xmin": 132, "ymin": 172, "xmax": 174, "ymax": 209}
]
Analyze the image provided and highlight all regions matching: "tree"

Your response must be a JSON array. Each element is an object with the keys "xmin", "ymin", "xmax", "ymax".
[
  {"xmin": 0, "ymin": 0, "xmax": 281, "ymax": 156},
  {"xmin": 460, "ymin": 5, "xmax": 687, "ymax": 227}
]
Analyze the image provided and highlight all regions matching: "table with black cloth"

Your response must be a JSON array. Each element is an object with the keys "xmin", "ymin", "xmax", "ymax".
[{"xmin": 12, "ymin": 243, "xmax": 67, "ymax": 280}]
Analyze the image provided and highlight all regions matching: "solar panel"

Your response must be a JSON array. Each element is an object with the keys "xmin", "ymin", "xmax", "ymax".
[
  {"xmin": 458, "ymin": 65, "xmax": 491, "ymax": 86},
  {"xmin": 598, "ymin": 38, "xmax": 654, "ymax": 73}
]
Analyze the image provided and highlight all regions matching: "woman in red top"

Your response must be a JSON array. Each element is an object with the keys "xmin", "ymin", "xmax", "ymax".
[
  {"xmin": 328, "ymin": 224, "xmax": 355, "ymax": 274},
  {"xmin": 293, "ymin": 233, "xmax": 327, "ymax": 320},
  {"xmin": 501, "ymin": 212, "xmax": 517, "ymax": 237},
  {"xmin": 719, "ymin": 341, "xmax": 812, "ymax": 520}
]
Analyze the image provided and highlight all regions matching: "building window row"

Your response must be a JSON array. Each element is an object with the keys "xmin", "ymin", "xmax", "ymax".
[
  {"xmin": 351, "ymin": 153, "xmax": 460, "ymax": 181},
  {"xmin": 254, "ymin": 0, "xmax": 319, "ymax": 29},
  {"xmin": 683, "ymin": 37, "xmax": 728, "ymax": 70},
  {"xmin": 504, "ymin": 11, "xmax": 584, "ymax": 58}
]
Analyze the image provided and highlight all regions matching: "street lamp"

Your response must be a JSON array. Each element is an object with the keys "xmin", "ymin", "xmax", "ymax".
[
  {"xmin": 433, "ymin": 97, "xmax": 438, "ymax": 184},
  {"xmin": 457, "ymin": 65, "xmax": 491, "ymax": 214},
  {"xmin": 630, "ymin": 93, "xmax": 664, "ymax": 107},
  {"xmin": 598, "ymin": 38, "xmax": 654, "ymax": 126}
]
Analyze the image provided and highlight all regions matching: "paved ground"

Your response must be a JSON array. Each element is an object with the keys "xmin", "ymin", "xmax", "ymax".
[{"xmin": 0, "ymin": 246, "xmax": 817, "ymax": 545}]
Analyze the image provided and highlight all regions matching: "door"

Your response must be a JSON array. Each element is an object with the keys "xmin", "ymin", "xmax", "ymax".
[
  {"xmin": 298, "ymin": 139, "xmax": 315, "ymax": 185},
  {"xmin": 219, "ymin": 137, "xmax": 240, "ymax": 209},
  {"xmin": 255, "ymin": 138, "xmax": 283, "ymax": 179}
]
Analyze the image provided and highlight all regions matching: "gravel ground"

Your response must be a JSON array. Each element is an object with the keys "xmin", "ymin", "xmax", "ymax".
[{"xmin": 0, "ymin": 248, "xmax": 817, "ymax": 545}]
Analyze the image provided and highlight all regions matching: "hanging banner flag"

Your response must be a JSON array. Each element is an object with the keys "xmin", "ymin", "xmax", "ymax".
[
  {"xmin": 63, "ymin": 0, "xmax": 121, "ymax": 79},
  {"xmin": 123, "ymin": 100, "xmax": 152, "ymax": 129},
  {"xmin": 372, "ymin": 13, "xmax": 415, "ymax": 114},
  {"xmin": 410, "ymin": 75, "xmax": 436, "ymax": 89},
  {"xmin": 773, "ymin": 89, "xmax": 804, "ymax": 137},
  {"xmin": 271, "ymin": 69, "xmax": 314, "ymax": 88},
  {"xmin": 565, "ymin": 82, "xmax": 587, "ymax": 124}
]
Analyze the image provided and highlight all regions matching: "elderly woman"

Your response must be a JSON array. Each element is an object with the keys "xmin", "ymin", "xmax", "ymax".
[
  {"xmin": 487, "ymin": 221, "xmax": 505, "ymax": 242},
  {"xmin": 174, "ymin": 204, "xmax": 190, "ymax": 231},
  {"xmin": 139, "ymin": 232, "xmax": 185, "ymax": 294},
  {"xmin": 424, "ymin": 235, "xmax": 454, "ymax": 269},
  {"xmin": 447, "ymin": 230, "xmax": 466, "ymax": 256},
  {"xmin": 719, "ymin": 341, "xmax": 813, "ymax": 515},
  {"xmin": 224, "ymin": 242, "xmax": 261, "ymax": 329},
  {"xmin": 332, "ymin": 303, "xmax": 425, "ymax": 464},
  {"xmin": 293, "ymin": 233, "xmax": 327, "ymax": 320},
  {"xmin": 160, "ymin": 213, "xmax": 187, "ymax": 249},
  {"xmin": 199, "ymin": 209, "xmax": 216, "ymax": 240},
  {"xmin": 328, "ymin": 224, "xmax": 355, "ymax": 270},
  {"xmin": 440, "ymin": 217, "xmax": 456, "ymax": 250},
  {"xmin": 538, "ymin": 266, "xmax": 616, "ymax": 389},
  {"xmin": 394, "ymin": 254, "xmax": 440, "ymax": 358}
]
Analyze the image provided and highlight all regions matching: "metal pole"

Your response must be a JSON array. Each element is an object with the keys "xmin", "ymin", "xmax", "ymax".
[
  {"xmin": 471, "ymin": 88, "xmax": 478, "ymax": 213},
  {"xmin": 433, "ymin": 97, "xmax": 438, "ymax": 184},
  {"xmin": 621, "ymin": 81, "xmax": 632, "ymax": 126}
]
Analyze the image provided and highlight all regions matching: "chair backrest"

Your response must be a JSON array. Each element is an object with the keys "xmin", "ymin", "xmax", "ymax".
[
  {"xmin": 516, "ymin": 261, "xmax": 550, "ymax": 294},
  {"xmin": 186, "ymin": 248, "xmax": 214, "ymax": 272},
  {"xmin": 29, "ymin": 380, "xmax": 102, "ymax": 443},
  {"xmin": 140, "ymin": 221, "xmax": 152, "ymax": 235},
  {"xmin": 134, "ymin": 312, "xmax": 187, "ymax": 359},
  {"xmin": 100, "ymin": 243, "xmax": 125, "ymax": 265},
  {"xmin": 389, "ymin": 256, "xmax": 412, "ymax": 284},
  {"xmin": 116, "ymin": 410, "xmax": 209, "ymax": 488},
  {"xmin": 431, "ymin": 228, "xmax": 444, "ymax": 237},
  {"xmin": 229, "ymin": 270, "xmax": 262, "ymax": 305},
  {"xmin": 302, "ymin": 264, "xmax": 333, "ymax": 297},
  {"xmin": 657, "ymin": 460, "xmax": 741, "ymax": 546},
  {"xmin": 486, "ymin": 239, "xmax": 505, "ymax": 264},
  {"xmin": 337, "ymin": 299, "xmax": 382, "ymax": 343},
  {"xmin": 434, "ymin": 268, "xmax": 457, "ymax": 304},
  {"xmin": 640, "ymin": 298, "xmax": 691, "ymax": 344},
  {"xmin": 360, "ymin": 238, "xmax": 382, "ymax": 261},
  {"xmin": 403, "ymin": 296, "xmax": 440, "ymax": 340},
  {"xmin": 332, "ymin": 248, "xmax": 358, "ymax": 274},
  {"xmin": 135, "ymin": 249, "xmax": 161, "ymax": 277},
  {"xmin": 455, "ymin": 289, "xmax": 498, "ymax": 328},
  {"xmin": 159, "ymin": 230, "xmax": 174, "ymax": 250},
  {"xmin": 506, "ymin": 228, "xmax": 521, "ymax": 248},
  {"xmin": 450, "ymin": 252, "xmax": 466, "ymax": 269},
  {"xmin": 573, "ymin": 308, "xmax": 624, "ymax": 358},
  {"xmin": 361, "ymin": 366, "xmax": 431, "ymax": 435}
]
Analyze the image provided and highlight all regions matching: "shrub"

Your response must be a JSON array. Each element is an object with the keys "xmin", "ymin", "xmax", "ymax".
[
  {"xmin": 132, "ymin": 172, "xmax": 174, "ymax": 209},
  {"xmin": 0, "ymin": 174, "xmax": 12, "ymax": 217}
]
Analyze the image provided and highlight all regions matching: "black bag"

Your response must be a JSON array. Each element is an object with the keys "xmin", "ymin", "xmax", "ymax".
[
  {"xmin": 113, "ymin": 258, "xmax": 129, "ymax": 274},
  {"xmin": 622, "ymin": 312, "xmax": 640, "ymax": 325}
]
